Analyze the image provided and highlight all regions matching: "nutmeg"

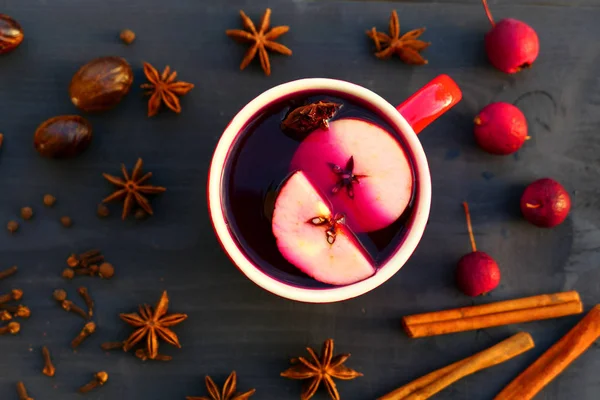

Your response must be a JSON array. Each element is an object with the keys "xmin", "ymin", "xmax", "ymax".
[
  {"xmin": 69, "ymin": 56, "xmax": 133, "ymax": 112},
  {"xmin": 34, "ymin": 115, "xmax": 92, "ymax": 158},
  {"xmin": 0, "ymin": 14, "xmax": 24, "ymax": 54}
]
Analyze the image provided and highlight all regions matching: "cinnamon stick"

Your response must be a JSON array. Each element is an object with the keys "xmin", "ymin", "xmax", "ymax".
[
  {"xmin": 402, "ymin": 291, "xmax": 583, "ymax": 338},
  {"xmin": 379, "ymin": 332, "xmax": 534, "ymax": 400},
  {"xmin": 495, "ymin": 305, "xmax": 600, "ymax": 400}
]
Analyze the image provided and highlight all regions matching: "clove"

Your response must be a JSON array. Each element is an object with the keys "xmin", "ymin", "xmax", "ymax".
[
  {"xmin": 0, "ymin": 289, "xmax": 23, "ymax": 304},
  {"xmin": 41, "ymin": 346, "xmax": 56, "ymax": 377},
  {"xmin": 0, "ymin": 321, "xmax": 20, "ymax": 335},
  {"xmin": 79, "ymin": 371, "xmax": 108, "ymax": 393},
  {"xmin": 77, "ymin": 287, "xmax": 94, "ymax": 318},
  {"xmin": 0, "ymin": 310, "xmax": 12, "ymax": 321},
  {"xmin": 0, "ymin": 265, "xmax": 17, "ymax": 280},
  {"xmin": 2, "ymin": 305, "xmax": 31, "ymax": 319},
  {"xmin": 71, "ymin": 321, "xmax": 96, "ymax": 348},
  {"xmin": 101, "ymin": 341, "xmax": 124, "ymax": 351},
  {"xmin": 61, "ymin": 300, "xmax": 88, "ymax": 320},
  {"xmin": 16, "ymin": 381, "xmax": 33, "ymax": 400},
  {"xmin": 67, "ymin": 249, "xmax": 103, "ymax": 268},
  {"xmin": 135, "ymin": 348, "xmax": 172, "ymax": 362}
]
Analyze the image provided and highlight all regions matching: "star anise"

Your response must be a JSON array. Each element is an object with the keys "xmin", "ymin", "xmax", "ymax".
[
  {"xmin": 141, "ymin": 62, "xmax": 194, "ymax": 117},
  {"xmin": 102, "ymin": 158, "xmax": 166, "ymax": 220},
  {"xmin": 366, "ymin": 10, "xmax": 430, "ymax": 65},
  {"xmin": 328, "ymin": 156, "xmax": 367, "ymax": 199},
  {"xmin": 281, "ymin": 339, "xmax": 363, "ymax": 400},
  {"xmin": 187, "ymin": 371, "xmax": 256, "ymax": 400},
  {"xmin": 120, "ymin": 291, "xmax": 187, "ymax": 360},
  {"xmin": 226, "ymin": 8, "xmax": 292, "ymax": 76},
  {"xmin": 308, "ymin": 213, "xmax": 346, "ymax": 245},
  {"xmin": 281, "ymin": 101, "xmax": 342, "ymax": 135}
]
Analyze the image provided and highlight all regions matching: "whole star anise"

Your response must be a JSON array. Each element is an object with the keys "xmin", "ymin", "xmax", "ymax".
[
  {"xmin": 281, "ymin": 101, "xmax": 342, "ymax": 136},
  {"xmin": 226, "ymin": 8, "xmax": 292, "ymax": 76},
  {"xmin": 120, "ymin": 291, "xmax": 187, "ymax": 360},
  {"xmin": 102, "ymin": 158, "xmax": 166, "ymax": 220},
  {"xmin": 308, "ymin": 213, "xmax": 346, "ymax": 245},
  {"xmin": 187, "ymin": 371, "xmax": 256, "ymax": 400},
  {"xmin": 366, "ymin": 10, "xmax": 430, "ymax": 65},
  {"xmin": 281, "ymin": 339, "xmax": 363, "ymax": 400},
  {"xmin": 141, "ymin": 62, "xmax": 194, "ymax": 117},
  {"xmin": 328, "ymin": 156, "xmax": 367, "ymax": 199}
]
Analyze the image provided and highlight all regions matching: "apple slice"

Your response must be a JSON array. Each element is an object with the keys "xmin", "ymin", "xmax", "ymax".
[
  {"xmin": 290, "ymin": 118, "xmax": 413, "ymax": 232},
  {"xmin": 272, "ymin": 171, "xmax": 375, "ymax": 286}
]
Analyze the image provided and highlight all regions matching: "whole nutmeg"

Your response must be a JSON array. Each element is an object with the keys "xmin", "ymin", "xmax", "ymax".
[
  {"xmin": 34, "ymin": 115, "xmax": 92, "ymax": 158},
  {"xmin": 69, "ymin": 56, "xmax": 133, "ymax": 112},
  {"xmin": 0, "ymin": 14, "xmax": 24, "ymax": 54}
]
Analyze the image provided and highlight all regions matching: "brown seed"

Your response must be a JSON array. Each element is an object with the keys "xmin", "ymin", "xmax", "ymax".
[
  {"xmin": 0, "ymin": 321, "xmax": 20, "ymax": 334},
  {"xmin": 43, "ymin": 194, "xmax": 56, "ymax": 207},
  {"xmin": 20, "ymin": 207, "xmax": 33, "ymax": 220},
  {"xmin": 62, "ymin": 268, "xmax": 75, "ymax": 279},
  {"xmin": 0, "ymin": 265, "xmax": 17, "ymax": 280},
  {"xmin": 70, "ymin": 56, "xmax": 133, "ymax": 112},
  {"xmin": 61, "ymin": 300, "xmax": 88, "ymax": 320},
  {"xmin": 16, "ymin": 381, "xmax": 31, "ymax": 400},
  {"xmin": 53, "ymin": 289, "xmax": 67, "ymax": 302},
  {"xmin": 98, "ymin": 262, "xmax": 115, "ymax": 279},
  {"xmin": 79, "ymin": 371, "xmax": 108, "ymax": 393},
  {"xmin": 42, "ymin": 346, "xmax": 56, "ymax": 377},
  {"xmin": 0, "ymin": 14, "xmax": 24, "ymax": 54},
  {"xmin": 119, "ymin": 29, "xmax": 136, "ymax": 44},
  {"xmin": 7, "ymin": 220, "xmax": 19, "ymax": 233},
  {"xmin": 77, "ymin": 287, "xmax": 94, "ymax": 318},
  {"xmin": 0, "ymin": 289, "xmax": 23, "ymax": 304},
  {"xmin": 60, "ymin": 216, "xmax": 72, "ymax": 227},
  {"xmin": 34, "ymin": 115, "xmax": 93, "ymax": 158},
  {"xmin": 134, "ymin": 209, "xmax": 147, "ymax": 220},
  {"xmin": 97, "ymin": 204, "xmax": 110, "ymax": 218},
  {"xmin": 101, "ymin": 341, "xmax": 124, "ymax": 351},
  {"xmin": 71, "ymin": 321, "xmax": 96, "ymax": 348}
]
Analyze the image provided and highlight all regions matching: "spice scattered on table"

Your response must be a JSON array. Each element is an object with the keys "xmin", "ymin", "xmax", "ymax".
[
  {"xmin": 77, "ymin": 287, "xmax": 94, "ymax": 318},
  {"xmin": 60, "ymin": 216, "xmax": 73, "ymax": 227},
  {"xmin": 0, "ymin": 14, "xmax": 24, "ymax": 54},
  {"xmin": 379, "ymin": 332, "xmax": 534, "ymax": 400},
  {"xmin": 4, "ymin": 305, "xmax": 31, "ymax": 319},
  {"xmin": 141, "ymin": 63, "xmax": 194, "ymax": 117},
  {"xmin": 98, "ymin": 262, "xmax": 115, "ymax": 279},
  {"xmin": 102, "ymin": 158, "xmax": 166, "ymax": 220},
  {"xmin": 226, "ymin": 8, "xmax": 292, "ymax": 76},
  {"xmin": 68, "ymin": 249, "xmax": 104, "ymax": 268},
  {"xmin": 71, "ymin": 321, "xmax": 96, "ymax": 348},
  {"xmin": 0, "ymin": 321, "xmax": 20, "ymax": 335},
  {"xmin": 34, "ymin": 115, "xmax": 93, "ymax": 158},
  {"xmin": 401, "ymin": 291, "xmax": 583, "ymax": 338},
  {"xmin": 70, "ymin": 56, "xmax": 133, "ymax": 112},
  {"xmin": 20, "ymin": 207, "xmax": 33, "ymax": 220},
  {"xmin": 0, "ymin": 265, "xmax": 17, "ymax": 280},
  {"xmin": 0, "ymin": 133, "xmax": 4, "ymax": 150},
  {"xmin": 455, "ymin": 202, "xmax": 501, "ymax": 296},
  {"xmin": 79, "ymin": 371, "xmax": 108, "ymax": 393},
  {"xmin": 42, "ymin": 346, "xmax": 56, "ymax": 377},
  {"xmin": 281, "ymin": 101, "xmax": 342, "ymax": 137},
  {"xmin": 135, "ymin": 349, "xmax": 172, "ymax": 362},
  {"xmin": 61, "ymin": 300, "xmax": 88, "ymax": 320},
  {"xmin": 186, "ymin": 371, "xmax": 255, "ymax": 400},
  {"xmin": 7, "ymin": 220, "xmax": 19, "ymax": 233},
  {"xmin": 16, "ymin": 381, "xmax": 32, "ymax": 400},
  {"xmin": 120, "ymin": 290, "xmax": 187, "ymax": 360},
  {"xmin": 366, "ymin": 10, "xmax": 430, "ymax": 65},
  {"xmin": 481, "ymin": 0, "xmax": 539, "ymax": 74},
  {"xmin": 101, "ymin": 341, "xmax": 124, "ymax": 351},
  {"xmin": 119, "ymin": 29, "xmax": 135, "ymax": 44},
  {"xmin": 96, "ymin": 204, "xmax": 110, "ymax": 218},
  {"xmin": 495, "ymin": 305, "xmax": 600, "ymax": 400},
  {"xmin": 134, "ymin": 209, "xmax": 146, "ymax": 220},
  {"xmin": 281, "ymin": 338, "xmax": 363, "ymax": 400},
  {"xmin": 520, "ymin": 178, "xmax": 571, "ymax": 228},
  {"xmin": 0, "ymin": 289, "xmax": 23, "ymax": 304},
  {"xmin": 43, "ymin": 194, "xmax": 56, "ymax": 207}
]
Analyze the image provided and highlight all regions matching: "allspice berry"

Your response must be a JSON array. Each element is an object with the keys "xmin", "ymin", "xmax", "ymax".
[
  {"xmin": 97, "ymin": 204, "xmax": 110, "ymax": 218},
  {"xmin": 60, "ymin": 216, "xmax": 73, "ymax": 228},
  {"xmin": 43, "ymin": 194, "xmax": 56, "ymax": 207},
  {"xmin": 98, "ymin": 263, "xmax": 114, "ymax": 279},
  {"xmin": 62, "ymin": 268, "xmax": 74, "ymax": 279},
  {"xmin": 20, "ymin": 207, "xmax": 33, "ymax": 220},
  {"xmin": 134, "ymin": 209, "xmax": 146, "ymax": 220},
  {"xmin": 119, "ymin": 29, "xmax": 135, "ymax": 45},
  {"xmin": 7, "ymin": 220, "xmax": 18, "ymax": 233}
]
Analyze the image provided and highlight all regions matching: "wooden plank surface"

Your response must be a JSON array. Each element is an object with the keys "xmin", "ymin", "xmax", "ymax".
[{"xmin": 1, "ymin": 0, "xmax": 600, "ymax": 399}]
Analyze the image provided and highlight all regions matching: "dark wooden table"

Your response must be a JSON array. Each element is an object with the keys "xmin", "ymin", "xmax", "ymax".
[{"xmin": 1, "ymin": 0, "xmax": 599, "ymax": 399}]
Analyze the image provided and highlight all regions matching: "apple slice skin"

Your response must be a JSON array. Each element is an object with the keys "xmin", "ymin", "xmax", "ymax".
[
  {"xmin": 290, "ymin": 118, "xmax": 413, "ymax": 233},
  {"xmin": 272, "ymin": 171, "xmax": 375, "ymax": 286}
]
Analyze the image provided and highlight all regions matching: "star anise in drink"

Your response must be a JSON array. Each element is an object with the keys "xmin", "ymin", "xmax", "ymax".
[
  {"xmin": 120, "ymin": 291, "xmax": 187, "ymax": 360},
  {"xmin": 281, "ymin": 339, "xmax": 363, "ymax": 400},
  {"xmin": 281, "ymin": 101, "xmax": 342, "ymax": 136},
  {"xmin": 308, "ymin": 213, "xmax": 346, "ymax": 245},
  {"xmin": 102, "ymin": 158, "xmax": 166, "ymax": 220},
  {"xmin": 226, "ymin": 8, "xmax": 292, "ymax": 76},
  {"xmin": 366, "ymin": 10, "xmax": 430, "ymax": 65},
  {"xmin": 141, "ymin": 62, "xmax": 194, "ymax": 117},
  {"xmin": 328, "ymin": 156, "xmax": 367, "ymax": 199},
  {"xmin": 186, "ymin": 371, "xmax": 255, "ymax": 400}
]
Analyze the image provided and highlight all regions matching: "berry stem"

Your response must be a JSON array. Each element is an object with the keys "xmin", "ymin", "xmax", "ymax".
[
  {"xmin": 482, "ymin": 0, "xmax": 496, "ymax": 27},
  {"xmin": 525, "ymin": 203, "xmax": 541, "ymax": 209},
  {"xmin": 462, "ymin": 201, "xmax": 477, "ymax": 252}
]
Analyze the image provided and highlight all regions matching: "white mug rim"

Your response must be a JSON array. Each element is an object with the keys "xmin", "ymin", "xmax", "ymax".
[{"xmin": 208, "ymin": 78, "xmax": 432, "ymax": 303}]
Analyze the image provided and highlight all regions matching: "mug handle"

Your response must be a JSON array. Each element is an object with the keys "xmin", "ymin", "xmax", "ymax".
[{"xmin": 396, "ymin": 74, "xmax": 462, "ymax": 135}]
